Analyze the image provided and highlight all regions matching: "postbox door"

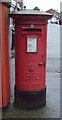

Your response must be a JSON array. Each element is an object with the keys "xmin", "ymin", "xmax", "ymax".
[{"xmin": 24, "ymin": 35, "xmax": 46, "ymax": 90}]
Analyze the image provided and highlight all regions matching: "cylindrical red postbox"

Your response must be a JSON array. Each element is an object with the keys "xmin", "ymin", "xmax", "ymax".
[{"xmin": 10, "ymin": 10, "xmax": 52, "ymax": 108}]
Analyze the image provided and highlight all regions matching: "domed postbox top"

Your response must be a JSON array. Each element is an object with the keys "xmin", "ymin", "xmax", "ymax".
[{"xmin": 10, "ymin": 10, "xmax": 52, "ymax": 24}]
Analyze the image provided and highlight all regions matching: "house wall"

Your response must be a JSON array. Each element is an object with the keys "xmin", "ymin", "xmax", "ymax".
[{"xmin": 46, "ymin": 9, "xmax": 60, "ymax": 18}]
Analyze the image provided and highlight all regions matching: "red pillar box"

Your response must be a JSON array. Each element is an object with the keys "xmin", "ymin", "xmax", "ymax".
[
  {"xmin": 10, "ymin": 10, "xmax": 52, "ymax": 108},
  {"xmin": 0, "ymin": 2, "xmax": 10, "ymax": 108}
]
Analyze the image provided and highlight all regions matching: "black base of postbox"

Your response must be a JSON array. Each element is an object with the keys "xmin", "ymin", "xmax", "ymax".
[{"xmin": 14, "ymin": 86, "xmax": 46, "ymax": 109}]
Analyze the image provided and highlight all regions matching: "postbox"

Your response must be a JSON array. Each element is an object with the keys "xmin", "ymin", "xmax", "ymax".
[{"xmin": 10, "ymin": 10, "xmax": 52, "ymax": 108}]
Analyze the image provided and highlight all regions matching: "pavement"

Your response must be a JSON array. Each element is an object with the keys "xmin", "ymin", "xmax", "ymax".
[{"xmin": 2, "ymin": 23, "xmax": 60, "ymax": 118}]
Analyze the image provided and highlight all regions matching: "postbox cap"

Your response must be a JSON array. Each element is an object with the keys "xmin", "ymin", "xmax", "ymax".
[{"xmin": 10, "ymin": 10, "xmax": 52, "ymax": 23}]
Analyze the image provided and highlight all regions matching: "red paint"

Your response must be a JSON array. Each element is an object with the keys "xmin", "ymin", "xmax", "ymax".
[
  {"xmin": 0, "ymin": 3, "xmax": 10, "ymax": 108},
  {"xmin": 11, "ymin": 10, "xmax": 52, "ymax": 91}
]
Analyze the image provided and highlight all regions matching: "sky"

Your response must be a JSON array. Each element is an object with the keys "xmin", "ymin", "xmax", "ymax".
[{"xmin": 23, "ymin": 0, "xmax": 61, "ymax": 12}]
